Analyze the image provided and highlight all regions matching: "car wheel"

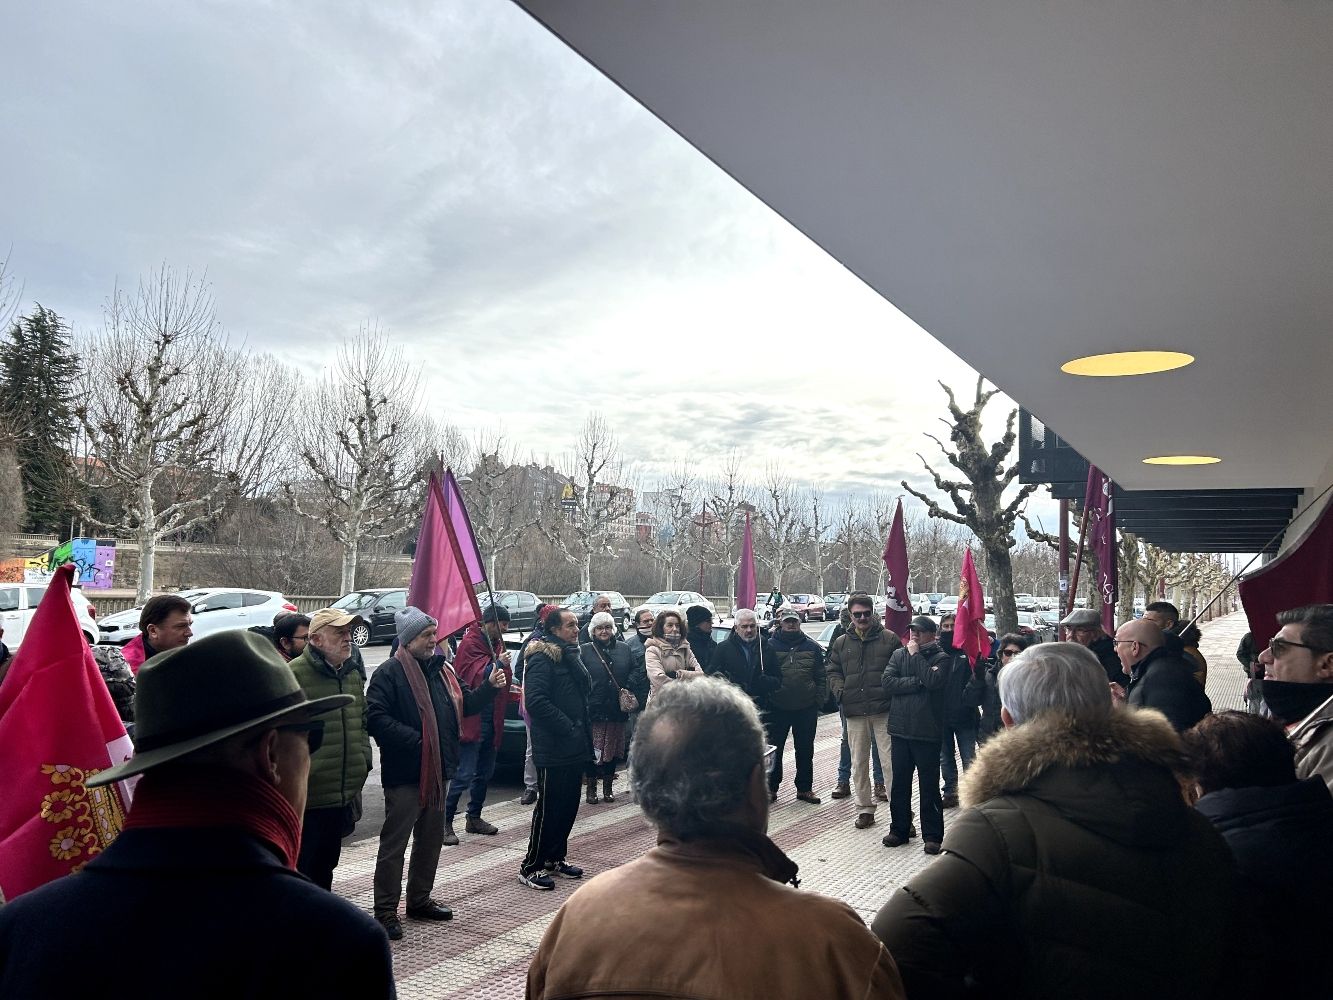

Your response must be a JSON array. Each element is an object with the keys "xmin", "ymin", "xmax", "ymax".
[{"xmin": 351, "ymin": 623, "xmax": 371, "ymax": 648}]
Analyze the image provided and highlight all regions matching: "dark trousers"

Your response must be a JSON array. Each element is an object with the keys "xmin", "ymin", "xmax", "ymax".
[
  {"xmin": 765, "ymin": 707, "xmax": 818, "ymax": 794},
  {"xmin": 446, "ymin": 725, "xmax": 497, "ymax": 822},
  {"xmin": 373, "ymin": 785, "xmax": 446, "ymax": 917},
  {"xmin": 890, "ymin": 736, "xmax": 944, "ymax": 844},
  {"xmin": 297, "ymin": 806, "xmax": 346, "ymax": 890},
  {"xmin": 940, "ymin": 724, "xmax": 978, "ymax": 795},
  {"xmin": 521, "ymin": 763, "xmax": 584, "ymax": 875}
]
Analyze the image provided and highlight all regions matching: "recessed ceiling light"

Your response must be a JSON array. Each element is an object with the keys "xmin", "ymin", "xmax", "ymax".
[
  {"xmin": 1061, "ymin": 351, "xmax": 1195, "ymax": 377},
  {"xmin": 1142, "ymin": 455, "xmax": 1221, "ymax": 466}
]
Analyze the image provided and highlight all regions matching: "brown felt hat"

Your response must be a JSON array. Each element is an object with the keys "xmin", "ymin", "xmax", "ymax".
[{"xmin": 87, "ymin": 630, "xmax": 351, "ymax": 787}]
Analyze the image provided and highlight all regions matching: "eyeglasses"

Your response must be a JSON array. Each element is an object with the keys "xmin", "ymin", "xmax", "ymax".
[
  {"xmin": 850, "ymin": 611, "xmax": 872, "ymax": 619},
  {"xmin": 280, "ymin": 721, "xmax": 325, "ymax": 754},
  {"xmin": 1111, "ymin": 638, "xmax": 1138, "ymax": 647},
  {"xmin": 1269, "ymin": 636, "xmax": 1330, "ymax": 657},
  {"xmin": 1000, "ymin": 648, "xmax": 1022, "ymax": 658}
]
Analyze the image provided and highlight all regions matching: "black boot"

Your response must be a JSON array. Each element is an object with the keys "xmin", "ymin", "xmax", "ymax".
[
  {"xmin": 585, "ymin": 776, "xmax": 599, "ymax": 805},
  {"xmin": 602, "ymin": 774, "xmax": 616, "ymax": 802}
]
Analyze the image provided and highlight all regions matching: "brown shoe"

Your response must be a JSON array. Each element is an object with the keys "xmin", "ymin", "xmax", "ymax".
[
  {"xmin": 830, "ymin": 783, "xmax": 851, "ymax": 799},
  {"xmin": 465, "ymin": 815, "xmax": 497, "ymax": 836},
  {"xmin": 941, "ymin": 792, "xmax": 960, "ymax": 809},
  {"xmin": 854, "ymin": 813, "xmax": 875, "ymax": 829},
  {"xmin": 924, "ymin": 841, "xmax": 943, "ymax": 855},
  {"xmin": 796, "ymin": 791, "xmax": 821, "ymax": 804},
  {"xmin": 874, "ymin": 783, "xmax": 889, "ymax": 802},
  {"xmin": 441, "ymin": 824, "xmax": 459, "ymax": 847}
]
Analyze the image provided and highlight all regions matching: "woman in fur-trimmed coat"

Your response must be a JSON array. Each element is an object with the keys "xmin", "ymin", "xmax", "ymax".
[{"xmin": 873, "ymin": 703, "xmax": 1240, "ymax": 1000}]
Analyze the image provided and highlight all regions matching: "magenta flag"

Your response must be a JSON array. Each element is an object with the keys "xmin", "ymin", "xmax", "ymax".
[
  {"xmin": 735, "ymin": 512, "xmax": 757, "ymax": 614},
  {"xmin": 957, "ymin": 549, "xmax": 989, "ymax": 666},
  {"xmin": 0, "ymin": 564, "xmax": 133, "ymax": 899},
  {"xmin": 442, "ymin": 468, "xmax": 487, "ymax": 587},
  {"xmin": 1083, "ymin": 466, "xmax": 1118, "ymax": 634},
  {"xmin": 882, "ymin": 499, "xmax": 913, "ymax": 639},
  {"xmin": 409, "ymin": 473, "xmax": 482, "ymax": 638}
]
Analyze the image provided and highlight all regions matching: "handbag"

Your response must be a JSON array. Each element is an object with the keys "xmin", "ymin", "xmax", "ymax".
[{"xmin": 593, "ymin": 644, "xmax": 639, "ymax": 713}]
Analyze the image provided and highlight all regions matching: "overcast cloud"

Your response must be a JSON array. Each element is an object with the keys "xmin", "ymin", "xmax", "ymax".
[{"xmin": 3, "ymin": 0, "xmax": 1055, "ymax": 529}]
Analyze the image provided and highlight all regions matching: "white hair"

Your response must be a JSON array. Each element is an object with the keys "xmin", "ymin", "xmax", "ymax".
[
  {"xmin": 998, "ymin": 641, "xmax": 1112, "ymax": 726},
  {"xmin": 589, "ymin": 611, "xmax": 615, "ymax": 632},
  {"xmin": 735, "ymin": 609, "xmax": 757, "ymax": 626}
]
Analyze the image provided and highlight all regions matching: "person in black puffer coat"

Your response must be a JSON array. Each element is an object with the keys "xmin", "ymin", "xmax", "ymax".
[
  {"xmin": 685, "ymin": 605, "xmax": 717, "ymax": 671},
  {"xmin": 882, "ymin": 616, "xmax": 949, "ymax": 852},
  {"xmin": 519, "ymin": 608, "xmax": 593, "ymax": 890},
  {"xmin": 1183, "ymin": 711, "xmax": 1332, "ymax": 995},
  {"xmin": 935, "ymin": 613, "xmax": 985, "ymax": 809},
  {"xmin": 580, "ymin": 612, "xmax": 649, "ymax": 804},
  {"xmin": 765, "ymin": 612, "xmax": 825, "ymax": 803},
  {"xmin": 708, "ymin": 609, "xmax": 783, "ymax": 706},
  {"xmin": 978, "ymin": 633, "xmax": 1031, "ymax": 743}
]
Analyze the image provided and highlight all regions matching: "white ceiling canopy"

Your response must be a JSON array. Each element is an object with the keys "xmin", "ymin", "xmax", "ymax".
[{"xmin": 515, "ymin": 0, "xmax": 1333, "ymax": 496}]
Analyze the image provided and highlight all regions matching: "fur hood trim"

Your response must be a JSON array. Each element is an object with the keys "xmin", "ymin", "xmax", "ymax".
[
  {"xmin": 961, "ymin": 707, "xmax": 1186, "ymax": 808},
  {"xmin": 527, "ymin": 639, "xmax": 567, "ymax": 662}
]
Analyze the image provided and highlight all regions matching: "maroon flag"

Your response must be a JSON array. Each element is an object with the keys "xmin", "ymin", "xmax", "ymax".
[
  {"xmin": 1083, "ymin": 466, "xmax": 1118, "ymax": 635},
  {"xmin": 882, "ymin": 499, "xmax": 913, "ymax": 639},
  {"xmin": 735, "ymin": 512, "xmax": 757, "ymax": 614},
  {"xmin": 0, "ymin": 564, "xmax": 133, "ymax": 899},
  {"xmin": 957, "ymin": 549, "xmax": 989, "ymax": 666},
  {"xmin": 442, "ymin": 468, "xmax": 487, "ymax": 587},
  {"xmin": 409, "ymin": 473, "xmax": 482, "ymax": 638},
  {"xmin": 1240, "ymin": 496, "xmax": 1333, "ymax": 651}
]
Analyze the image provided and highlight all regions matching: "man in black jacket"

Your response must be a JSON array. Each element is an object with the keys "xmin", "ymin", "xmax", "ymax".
[
  {"xmin": 882, "ymin": 616, "xmax": 949, "ymax": 854},
  {"xmin": 765, "ymin": 611, "xmax": 824, "ymax": 804},
  {"xmin": 686, "ymin": 605, "xmax": 717, "ymax": 670},
  {"xmin": 367, "ymin": 607, "xmax": 504, "ymax": 940},
  {"xmin": 1060, "ymin": 608, "xmax": 1124, "ymax": 685},
  {"xmin": 519, "ymin": 608, "xmax": 594, "ymax": 891},
  {"xmin": 1112, "ymin": 618, "xmax": 1211, "ymax": 732},
  {"xmin": 708, "ymin": 609, "xmax": 782, "ymax": 707},
  {"xmin": 936, "ymin": 614, "xmax": 984, "ymax": 809}
]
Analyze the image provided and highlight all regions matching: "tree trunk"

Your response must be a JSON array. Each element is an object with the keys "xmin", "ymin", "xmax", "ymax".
[
  {"xmin": 985, "ymin": 542, "xmax": 1018, "ymax": 635},
  {"xmin": 137, "ymin": 528, "xmax": 156, "ymax": 603},
  {"xmin": 581, "ymin": 552, "xmax": 592, "ymax": 591},
  {"xmin": 488, "ymin": 550, "xmax": 498, "ymax": 588},
  {"xmin": 340, "ymin": 536, "xmax": 359, "ymax": 594},
  {"xmin": 726, "ymin": 565, "xmax": 737, "ymax": 612},
  {"xmin": 848, "ymin": 563, "xmax": 858, "ymax": 593},
  {"xmin": 875, "ymin": 564, "xmax": 886, "ymax": 596}
]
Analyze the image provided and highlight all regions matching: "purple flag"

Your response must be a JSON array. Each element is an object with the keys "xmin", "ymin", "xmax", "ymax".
[
  {"xmin": 735, "ymin": 512, "xmax": 756, "ymax": 614},
  {"xmin": 409, "ymin": 473, "xmax": 483, "ymax": 638},
  {"xmin": 882, "ymin": 500, "xmax": 913, "ymax": 639},
  {"xmin": 1083, "ymin": 465, "xmax": 1118, "ymax": 634},
  {"xmin": 442, "ymin": 468, "xmax": 487, "ymax": 587}
]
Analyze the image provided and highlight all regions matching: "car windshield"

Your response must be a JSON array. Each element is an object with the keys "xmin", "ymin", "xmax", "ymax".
[
  {"xmin": 333, "ymin": 592, "xmax": 374, "ymax": 610},
  {"xmin": 648, "ymin": 592, "xmax": 682, "ymax": 603},
  {"xmin": 565, "ymin": 592, "xmax": 597, "ymax": 604},
  {"xmin": 791, "ymin": 594, "xmax": 812, "ymax": 602}
]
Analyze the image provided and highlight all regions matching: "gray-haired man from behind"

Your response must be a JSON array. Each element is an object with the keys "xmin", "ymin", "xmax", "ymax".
[{"xmin": 528, "ymin": 676, "xmax": 905, "ymax": 1000}]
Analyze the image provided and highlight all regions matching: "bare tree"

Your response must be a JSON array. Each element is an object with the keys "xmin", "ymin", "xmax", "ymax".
[
  {"xmin": 638, "ymin": 464, "xmax": 698, "ymax": 589},
  {"xmin": 755, "ymin": 467, "xmax": 808, "ymax": 592},
  {"xmin": 833, "ymin": 498, "xmax": 872, "ymax": 593},
  {"xmin": 457, "ymin": 435, "xmax": 539, "ymax": 585},
  {"xmin": 0, "ymin": 254, "xmax": 19, "ymax": 335},
  {"xmin": 703, "ymin": 452, "xmax": 752, "ymax": 607},
  {"xmin": 288, "ymin": 324, "xmax": 432, "ymax": 594},
  {"xmin": 901, "ymin": 377, "xmax": 1038, "ymax": 634},
  {"xmin": 539, "ymin": 413, "xmax": 636, "ymax": 591},
  {"xmin": 75, "ymin": 266, "xmax": 291, "ymax": 600},
  {"xmin": 803, "ymin": 489, "xmax": 838, "ymax": 596}
]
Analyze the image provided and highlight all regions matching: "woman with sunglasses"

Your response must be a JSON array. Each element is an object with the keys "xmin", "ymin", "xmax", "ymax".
[{"xmin": 978, "ymin": 634, "xmax": 1030, "ymax": 744}]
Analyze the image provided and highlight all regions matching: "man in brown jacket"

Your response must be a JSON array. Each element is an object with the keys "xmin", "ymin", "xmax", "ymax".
[{"xmin": 527, "ymin": 676, "xmax": 905, "ymax": 1000}]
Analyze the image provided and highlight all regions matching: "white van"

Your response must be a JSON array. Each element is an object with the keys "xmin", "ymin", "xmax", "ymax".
[{"xmin": 0, "ymin": 583, "xmax": 100, "ymax": 647}]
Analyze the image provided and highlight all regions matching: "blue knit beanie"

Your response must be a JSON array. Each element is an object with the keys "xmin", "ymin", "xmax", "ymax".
[{"xmin": 396, "ymin": 606, "xmax": 438, "ymax": 646}]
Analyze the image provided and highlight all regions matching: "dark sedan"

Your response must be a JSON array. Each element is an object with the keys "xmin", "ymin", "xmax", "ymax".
[
  {"xmin": 480, "ymin": 589, "xmax": 542, "ymax": 632},
  {"xmin": 331, "ymin": 588, "xmax": 406, "ymax": 647},
  {"xmin": 562, "ymin": 590, "xmax": 631, "ymax": 628}
]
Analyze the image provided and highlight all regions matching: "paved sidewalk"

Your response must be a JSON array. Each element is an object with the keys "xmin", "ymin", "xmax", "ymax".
[{"xmin": 335, "ymin": 612, "xmax": 1251, "ymax": 998}]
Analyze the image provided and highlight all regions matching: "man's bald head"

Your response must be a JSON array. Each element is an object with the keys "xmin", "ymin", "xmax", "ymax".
[{"xmin": 1113, "ymin": 618, "xmax": 1164, "ymax": 671}]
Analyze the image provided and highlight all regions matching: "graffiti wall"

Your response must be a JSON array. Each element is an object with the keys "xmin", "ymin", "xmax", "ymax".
[{"xmin": 0, "ymin": 538, "xmax": 116, "ymax": 588}]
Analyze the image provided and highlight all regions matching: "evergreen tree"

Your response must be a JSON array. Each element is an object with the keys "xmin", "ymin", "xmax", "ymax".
[{"xmin": 0, "ymin": 305, "xmax": 81, "ymax": 533}]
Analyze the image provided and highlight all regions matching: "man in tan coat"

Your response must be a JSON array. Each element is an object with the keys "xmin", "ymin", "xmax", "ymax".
[{"xmin": 527, "ymin": 676, "xmax": 905, "ymax": 1000}]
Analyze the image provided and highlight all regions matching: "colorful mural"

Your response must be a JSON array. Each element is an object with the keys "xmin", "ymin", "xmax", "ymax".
[{"xmin": 0, "ymin": 539, "xmax": 117, "ymax": 589}]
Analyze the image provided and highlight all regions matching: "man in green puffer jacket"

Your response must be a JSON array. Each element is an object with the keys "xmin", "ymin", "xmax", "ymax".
[{"xmin": 289, "ymin": 607, "xmax": 374, "ymax": 890}]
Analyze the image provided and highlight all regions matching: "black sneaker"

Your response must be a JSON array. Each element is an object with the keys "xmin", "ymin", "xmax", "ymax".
[
  {"xmin": 546, "ymin": 861, "xmax": 583, "ymax": 879},
  {"xmin": 518, "ymin": 870, "xmax": 555, "ymax": 891},
  {"xmin": 519, "ymin": 788, "xmax": 538, "ymax": 805},
  {"xmin": 376, "ymin": 914, "xmax": 403, "ymax": 940}
]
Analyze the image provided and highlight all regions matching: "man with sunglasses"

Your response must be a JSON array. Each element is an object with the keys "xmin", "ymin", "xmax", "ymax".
[
  {"xmin": 1111, "ymin": 618, "xmax": 1211, "ymax": 732},
  {"xmin": 0, "ymin": 631, "xmax": 396, "ymax": 999},
  {"xmin": 1257, "ymin": 604, "xmax": 1333, "ymax": 792}
]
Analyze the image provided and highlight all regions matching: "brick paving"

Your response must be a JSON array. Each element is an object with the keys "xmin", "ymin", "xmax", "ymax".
[{"xmin": 333, "ymin": 612, "xmax": 1251, "ymax": 998}]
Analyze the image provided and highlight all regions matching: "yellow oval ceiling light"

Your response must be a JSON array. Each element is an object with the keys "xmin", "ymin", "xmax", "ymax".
[
  {"xmin": 1060, "ymin": 350, "xmax": 1195, "ymax": 377},
  {"xmin": 1142, "ymin": 455, "xmax": 1221, "ymax": 466}
]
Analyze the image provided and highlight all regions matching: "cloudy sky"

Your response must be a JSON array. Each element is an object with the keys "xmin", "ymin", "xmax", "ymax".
[{"xmin": 3, "ymin": 0, "xmax": 1055, "ymax": 529}]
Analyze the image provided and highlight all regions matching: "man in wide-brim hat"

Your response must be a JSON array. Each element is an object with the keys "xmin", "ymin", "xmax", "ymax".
[{"xmin": 0, "ymin": 630, "xmax": 396, "ymax": 999}]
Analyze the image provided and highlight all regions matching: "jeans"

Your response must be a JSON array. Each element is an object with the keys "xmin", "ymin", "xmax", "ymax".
[
  {"xmin": 890, "ymin": 736, "xmax": 943, "ymax": 843},
  {"xmin": 446, "ymin": 726, "xmax": 497, "ymax": 822},
  {"xmin": 939, "ymin": 724, "xmax": 978, "ymax": 795},
  {"xmin": 765, "ymin": 707, "xmax": 819, "ymax": 794},
  {"xmin": 837, "ymin": 708, "xmax": 883, "ymax": 785}
]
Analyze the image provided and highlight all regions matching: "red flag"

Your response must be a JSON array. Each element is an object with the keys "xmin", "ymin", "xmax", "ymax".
[
  {"xmin": 1083, "ymin": 466, "xmax": 1118, "ymax": 635},
  {"xmin": 957, "ymin": 549, "xmax": 989, "ymax": 666},
  {"xmin": 0, "ymin": 564, "xmax": 132, "ymax": 899},
  {"xmin": 1240, "ymin": 496, "xmax": 1333, "ymax": 652},
  {"xmin": 442, "ymin": 468, "xmax": 487, "ymax": 588},
  {"xmin": 881, "ymin": 500, "xmax": 913, "ymax": 639},
  {"xmin": 409, "ymin": 472, "xmax": 483, "ymax": 638},
  {"xmin": 735, "ymin": 512, "xmax": 756, "ymax": 614}
]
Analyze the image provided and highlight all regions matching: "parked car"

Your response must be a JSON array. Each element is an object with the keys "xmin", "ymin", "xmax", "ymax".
[
  {"xmin": 1014, "ymin": 593, "xmax": 1038, "ymax": 612},
  {"xmin": 98, "ymin": 588, "xmax": 297, "ymax": 645},
  {"xmin": 935, "ymin": 595, "xmax": 961, "ymax": 616},
  {"xmin": 913, "ymin": 594, "xmax": 933, "ymax": 614},
  {"xmin": 1017, "ymin": 612, "xmax": 1057, "ymax": 643},
  {"xmin": 823, "ymin": 593, "xmax": 848, "ymax": 621},
  {"xmin": 479, "ymin": 589, "xmax": 542, "ymax": 632},
  {"xmin": 330, "ymin": 588, "xmax": 407, "ymax": 647},
  {"xmin": 494, "ymin": 635, "xmax": 529, "ymax": 774},
  {"xmin": 786, "ymin": 593, "xmax": 827, "ymax": 622},
  {"xmin": 640, "ymin": 590, "xmax": 715, "ymax": 621},
  {"xmin": 561, "ymin": 590, "xmax": 631, "ymax": 628},
  {"xmin": 5, "ymin": 583, "xmax": 99, "ymax": 647},
  {"xmin": 815, "ymin": 620, "xmax": 839, "ymax": 651},
  {"xmin": 1036, "ymin": 596, "xmax": 1059, "ymax": 611}
]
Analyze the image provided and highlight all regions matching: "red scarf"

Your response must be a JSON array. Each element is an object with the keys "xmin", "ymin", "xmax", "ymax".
[
  {"xmin": 395, "ymin": 646, "xmax": 464, "ymax": 810},
  {"xmin": 123, "ymin": 764, "xmax": 303, "ymax": 868}
]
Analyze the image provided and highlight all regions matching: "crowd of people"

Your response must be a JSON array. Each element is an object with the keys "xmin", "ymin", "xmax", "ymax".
[{"xmin": 2, "ymin": 585, "xmax": 1332, "ymax": 998}]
